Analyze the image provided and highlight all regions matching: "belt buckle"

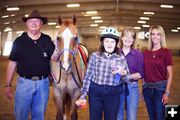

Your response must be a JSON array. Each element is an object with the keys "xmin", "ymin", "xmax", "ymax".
[{"xmin": 31, "ymin": 76, "xmax": 39, "ymax": 80}]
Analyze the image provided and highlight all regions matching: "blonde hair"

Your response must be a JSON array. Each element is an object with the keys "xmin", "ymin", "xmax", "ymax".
[
  {"xmin": 120, "ymin": 26, "xmax": 136, "ymax": 48},
  {"xmin": 148, "ymin": 25, "xmax": 167, "ymax": 50}
]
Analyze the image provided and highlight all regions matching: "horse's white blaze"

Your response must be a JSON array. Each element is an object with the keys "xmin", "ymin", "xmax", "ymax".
[{"xmin": 62, "ymin": 28, "xmax": 73, "ymax": 71}]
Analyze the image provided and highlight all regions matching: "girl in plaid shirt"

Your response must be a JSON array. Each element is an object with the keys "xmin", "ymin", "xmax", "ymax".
[{"xmin": 76, "ymin": 27, "xmax": 130, "ymax": 120}]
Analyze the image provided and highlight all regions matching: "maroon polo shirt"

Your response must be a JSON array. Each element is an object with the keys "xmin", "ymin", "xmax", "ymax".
[{"xmin": 144, "ymin": 48, "xmax": 173, "ymax": 83}]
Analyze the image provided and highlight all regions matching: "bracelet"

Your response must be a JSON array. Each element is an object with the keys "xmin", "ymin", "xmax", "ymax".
[
  {"xmin": 55, "ymin": 48, "xmax": 59, "ymax": 51},
  {"xmin": 5, "ymin": 83, "xmax": 12, "ymax": 87},
  {"xmin": 165, "ymin": 91, "xmax": 170, "ymax": 97}
]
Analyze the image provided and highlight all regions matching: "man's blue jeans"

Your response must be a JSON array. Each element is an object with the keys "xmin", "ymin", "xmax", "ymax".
[
  {"xmin": 88, "ymin": 81, "xmax": 122, "ymax": 120},
  {"xmin": 143, "ymin": 80, "xmax": 167, "ymax": 120},
  {"xmin": 14, "ymin": 77, "xmax": 50, "ymax": 120},
  {"xmin": 117, "ymin": 82, "xmax": 139, "ymax": 120}
]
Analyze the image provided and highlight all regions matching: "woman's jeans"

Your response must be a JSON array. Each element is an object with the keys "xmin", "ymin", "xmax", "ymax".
[
  {"xmin": 143, "ymin": 80, "xmax": 167, "ymax": 120},
  {"xmin": 14, "ymin": 77, "xmax": 50, "ymax": 120},
  {"xmin": 88, "ymin": 81, "xmax": 123, "ymax": 120},
  {"xmin": 117, "ymin": 82, "xmax": 139, "ymax": 120}
]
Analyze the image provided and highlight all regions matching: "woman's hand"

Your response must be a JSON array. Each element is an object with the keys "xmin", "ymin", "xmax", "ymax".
[
  {"xmin": 112, "ymin": 66, "xmax": 127, "ymax": 76},
  {"xmin": 162, "ymin": 93, "xmax": 169, "ymax": 105}
]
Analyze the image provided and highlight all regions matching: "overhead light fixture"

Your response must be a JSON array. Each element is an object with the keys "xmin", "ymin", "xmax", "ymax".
[
  {"xmin": 177, "ymin": 27, "xmax": 180, "ymax": 30},
  {"xmin": 4, "ymin": 22, "xmax": 10, "ymax": 25},
  {"xmin": 55, "ymin": 26, "xmax": 59, "ymax": 28},
  {"xmin": 95, "ymin": 20, "xmax": 103, "ymax": 23},
  {"xmin": 143, "ymin": 12, "xmax": 154, "ymax": 15},
  {"xmin": 160, "ymin": 4, "xmax": 173, "ymax": 8},
  {"xmin": 11, "ymin": 14, "xmax": 15, "ymax": 17},
  {"xmin": 48, "ymin": 22, "xmax": 56, "ymax": 25},
  {"xmin": 6, "ymin": 7, "xmax": 20, "ymax": 11},
  {"xmin": 140, "ymin": 17, "xmax": 150, "ymax": 20},
  {"xmin": 86, "ymin": 11, "xmax": 97, "ymax": 15},
  {"xmin": 12, "ymin": 21, "xmax": 16, "ymax": 23},
  {"xmin": 91, "ymin": 16, "xmax": 101, "ymax": 19},
  {"xmin": 84, "ymin": 14, "xmax": 91, "ymax": 16},
  {"xmin": 142, "ymin": 25, "xmax": 150, "ymax": 28},
  {"xmin": 24, "ymin": 14, "xmax": 29, "ymax": 17},
  {"xmin": 137, "ymin": 21, "xmax": 146, "ymax": 24},
  {"xmin": 134, "ymin": 26, "xmax": 141, "ymax": 30},
  {"xmin": 67, "ymin": 3, "xmax": 80, "ymax": 8},
  {"xmin": 4, "ymin": 27, "xmax": 12, "ymax": 32},
  {"xmin": 99, "ymin": 26, "xmax": 107, "ymax": 29},
  {"xmin": 171, "ymin": 29, "xmax": 178, "ymax": 32},
  {"xmin": 1, "ymin": 15, "xmax": 9, "ymax": 18},
  {"xmin": 90, "ymin": 24, "xmax": 98, "ymax": 27},
  {"xmin": 16, "ymin": 31, "xmax": 24, "ymax": 34}
]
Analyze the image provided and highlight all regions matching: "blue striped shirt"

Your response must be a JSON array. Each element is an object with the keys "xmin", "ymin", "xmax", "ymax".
[{"xmin": 81, "ymin": 52, "xmax": 129, "ymax": 96}]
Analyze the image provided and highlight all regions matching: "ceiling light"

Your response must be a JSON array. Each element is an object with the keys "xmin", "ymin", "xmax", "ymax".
[
  {"xmin": 177, "ymin": 27, "xmax": 180, "ymax": 30},
  {"xmin": 12, "ymin": 21, "xmax": 16, "ymax": 23},
  {"xmin": 91, "ymin": 16, "xmax": 101, "ymax": 19},
  {"xmin": 4, "ymin": 27, "xmax": 12, "ymax": 32},
  {"xmin": 16, "ymin": 31, "xmax": 24, "ymax": 34},
  {"xmin": 99, "ymin": 26, "xmax": 107, "ymax": 29},
  {"xmin": 55, "ymin": 26, "xmax": 59, "ymax": 28},
  {"xmin": 24, "ymin": 14, "xmax": 29, "ymax": 17},
  {"xmin": 138, "ymin": 21, "xmax": 146, "ymax": 24},
  {"xmin": 67, "ymin": 3, "xmax": 80, "ymax": 8},
  {"xmin": 11, "ymin": 14, "xmax": 15, "ymax": 17},
  {"xmin": 171, "ymin": 29, "xmax": 178, "ymax": 32},
  {"xmin": 142, "ymin": 25, "xmax": 150, "ymax": 28},
  {"xmin": 95, "ymin": 20, "xmax": 103, "ymax": 23},
  {"xmin": 86, "ymin": 11, "xmax": 97, "ymax": 15},
  {"xmin": 6, "ymin": 7, "xmax": 19, "ymax": 11},
  {"xmin": 1, "ymin": 15, "xmax": 9, "ymax": 18},
  {"xmin": 90, "ymin": 24, "xmax": 98, "ymax": 27},
  {"xmin": 48, "ymin": 22, "xmax": 56, "ymax": 25},
  {"xmin": 160, "ymin": 4, "xmax": 173, "ymax": 8},
  {"xmin": 134, "ymin": 26, "xmax": 141, "ymax": 30},
  {"xmin": 140, "ymin": 17, "xmax": 150, "ymax": 20},
  {"xmin": 143, "ymin": 12, "xmax": 154, "ymax": 15},
  {"xmin": 4, "ymin": 22, "xmax": 10, "ymax": 25},
  {"xmin": 84, "ymin": 14, "xmax": 91, "ymax": 16}
]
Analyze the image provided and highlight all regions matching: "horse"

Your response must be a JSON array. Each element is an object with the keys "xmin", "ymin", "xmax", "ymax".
[{"xmin": 51, "ymin": 15, "xmax": 88, "ymax": 120}]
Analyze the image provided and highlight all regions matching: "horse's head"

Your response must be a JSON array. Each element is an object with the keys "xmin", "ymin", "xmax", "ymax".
[{"xmin": 56, "ymin": 15, "xmax": 79, "ymax": 72}]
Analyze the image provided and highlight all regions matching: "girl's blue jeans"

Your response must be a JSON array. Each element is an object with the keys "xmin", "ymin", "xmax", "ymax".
[{"xmin": 88, "ymin": 81, "xmax": 123, "ymax": 120}]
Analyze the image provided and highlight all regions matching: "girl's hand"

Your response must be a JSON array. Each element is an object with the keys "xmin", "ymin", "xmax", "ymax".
[
  {"xmin": 75, "ymin": 99, "xmax": 87, "ymax": 108},
  {"xmin": 112, "ymin": 67, "xmax": 127, "ymax": 76}
]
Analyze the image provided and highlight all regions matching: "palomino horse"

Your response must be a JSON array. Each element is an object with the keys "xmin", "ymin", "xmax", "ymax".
[{"xmin": 51, "ymin": 15, "xmax": 88, "ymax": 120}]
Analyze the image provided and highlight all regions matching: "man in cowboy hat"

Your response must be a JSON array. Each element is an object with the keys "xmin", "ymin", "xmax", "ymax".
[{"xmin": 5, "ymin": 9, "xmax": 59, "ymax": 120}]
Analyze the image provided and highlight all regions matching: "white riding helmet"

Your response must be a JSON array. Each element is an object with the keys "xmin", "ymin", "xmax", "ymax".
[{"xmin": 100, "ymin": 27, "xmax": 120, "ymax": 42}]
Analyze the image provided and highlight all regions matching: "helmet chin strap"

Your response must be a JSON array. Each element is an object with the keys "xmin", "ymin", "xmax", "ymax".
[{"xmin": 104, "ymin": 51, "xmax": 113, "ymax": 56}]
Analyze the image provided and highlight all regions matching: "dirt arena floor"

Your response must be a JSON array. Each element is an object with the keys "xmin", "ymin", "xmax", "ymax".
[{"xmin": 0, "ymin": 57, "xmax": 180, "ymax": 120}]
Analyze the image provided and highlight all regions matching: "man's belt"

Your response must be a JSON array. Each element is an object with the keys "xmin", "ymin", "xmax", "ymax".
[{"xmin": 19, "ymin": 75, "xmax": 48, "ymax": 80}]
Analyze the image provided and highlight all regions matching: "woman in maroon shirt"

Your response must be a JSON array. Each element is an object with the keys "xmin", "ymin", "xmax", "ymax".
[{"xmin": 143, "ymin": 25, "xmax": 173, "ymax": 120}]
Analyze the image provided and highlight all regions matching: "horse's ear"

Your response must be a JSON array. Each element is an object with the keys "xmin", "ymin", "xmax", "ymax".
[
  {"xmin": 58, "ymin": 15, "xmax": 62, "ymax": 25},
  {"xmin": 73, "ymin": 15, "xmax": 77, "ymax": 25}
]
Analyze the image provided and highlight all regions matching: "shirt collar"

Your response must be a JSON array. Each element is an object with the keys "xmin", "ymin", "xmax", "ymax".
[{"xmin": 120, "ymin": 48, "xmax": 136, "ymax": 56}]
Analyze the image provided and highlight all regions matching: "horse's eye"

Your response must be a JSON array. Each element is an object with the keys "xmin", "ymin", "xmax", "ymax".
[{"xmin": 56, "ymin": 36, "xmax": 60, "ymax": 41}]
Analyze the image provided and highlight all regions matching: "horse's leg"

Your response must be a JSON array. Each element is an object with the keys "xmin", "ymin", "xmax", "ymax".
[
  {"xmin": 70, "ymin": 88, "xmax": 81, "ymax": 120},
  {"xmin": 53, "ymin": 87, "xmax": 64, "ymax": 120}
]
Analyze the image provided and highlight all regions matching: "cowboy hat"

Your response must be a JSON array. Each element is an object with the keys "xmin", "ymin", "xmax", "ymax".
[{"xmin": 22, "ymin": 9, "xmax": 47, "ymax": 24}]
